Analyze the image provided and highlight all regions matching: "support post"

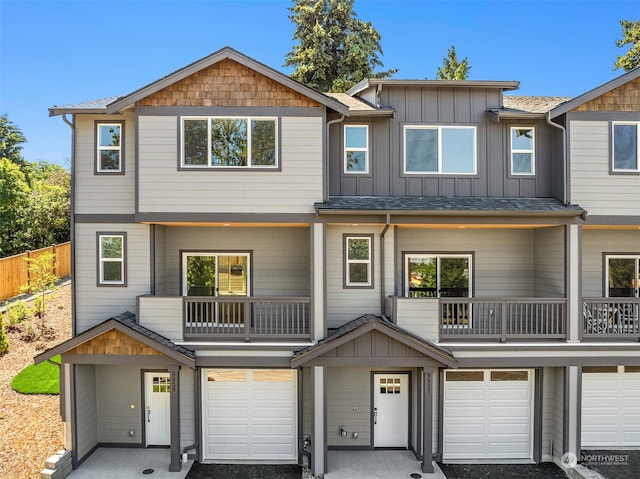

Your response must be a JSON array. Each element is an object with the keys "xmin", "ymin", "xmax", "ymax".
[
  {"xmin": 312, "ymin": 366, "xmax": 326, "ymax": 478},
  {"xmin": 421, "ymin": 367, "xmax": 434, "ymax": 473},
  {"xmin": 169, "ymin": 365, "xmax": 182, "ymax": 472}
]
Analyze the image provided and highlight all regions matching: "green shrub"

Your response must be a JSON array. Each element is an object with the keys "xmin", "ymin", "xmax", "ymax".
[
  {"xmin": 5, "ymin": 300, "xmax": 31, "ymax": 326},
  {"xmin": 0, "ymin": 316, "xmax": 9, "ymax": 354}
]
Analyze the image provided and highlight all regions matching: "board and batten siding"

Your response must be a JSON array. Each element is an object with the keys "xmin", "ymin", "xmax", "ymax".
[
  {"xmin": 74, "ymin": 223, "xmax": 151, "ymax": 332},
  {"xmin": 74, "ymin": 364, "xmax": 98, "ymax": 461},
  {"xmin": 326, "ymin": 226, "xmax": 381, "ymax": 328},
  {"xmin": 74, "ymin": 114, "xmax": 135, "ymax": 215},
  {"xmin": 569, "ymin": 120, "xmax": 640, "ymax": 216},
  {"xmin": 137, "ymin": 115, "xmax": 323, "ymax": 214},
  {"xmin": 96, "ymin": 365, "xmax": 141, "ymax": 444},
  {"xmin": 581, "ymin": 229, "xmax": 640, "ymax": 297},
  {"xmin": 161, "ymin": 226, "xmax": 310, "ymax": 297}
]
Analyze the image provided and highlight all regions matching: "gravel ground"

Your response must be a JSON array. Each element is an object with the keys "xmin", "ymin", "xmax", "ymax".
[
  {"xmin": 580, "ymin": 450, "xmax": 640, "ymax": 479},
  {"xmin": 185, "ymin": 462, "xmax": 302, "ymax": 479},
  {"xmin": 437, "ymin": 462, "xmax": 570, "ymax": 479},
  {"xmin": 0, "ymin": 282, "xmax": 71, "ymax": 479}
]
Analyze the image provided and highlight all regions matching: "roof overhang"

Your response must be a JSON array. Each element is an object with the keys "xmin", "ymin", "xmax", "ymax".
[
  {"xmin": 348, "ymin": 78, "xmax": 520, "ymax": 96},
  {"xmin": 34, "ymin": 313, "xmax": 195, "ymax": 368},
  {"xmin": 291, "ymin": 315, "xmax": 457, "ymax": 368},
  {"xmin": 487, "ymin": 109, "xmax": 548, "ymax": 123}
]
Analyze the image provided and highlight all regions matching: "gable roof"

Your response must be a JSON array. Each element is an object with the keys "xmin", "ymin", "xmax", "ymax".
[
  {"xmin": 34, "ymin": 311, "xmax": 195, "ymax": 368},
  {"xmin": 105, "ymin": 46, "xmax": 350, "ymax": 115},
  {"xmin": 487, "ymin": 96, "xmax": 572, "ymax": 122},
  {"xmin": 550, "ymin": 66, "xmax": 640, "ymax": 118},
  {"xmin": 291, "ymin": 314, "xmax": 457, "ymax": 368}
]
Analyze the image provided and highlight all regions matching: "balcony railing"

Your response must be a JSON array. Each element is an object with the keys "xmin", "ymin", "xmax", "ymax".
[
  {"xmin": 183, "ymin": 296, "xmax": 311, "ymax": 341},
  {"xmin": 582, "ymin": 298, "xmax": 640, "ymax": 339},
  {"xmin": 438, "ymin": 298, "xmax": 567, "ymax": 342}
]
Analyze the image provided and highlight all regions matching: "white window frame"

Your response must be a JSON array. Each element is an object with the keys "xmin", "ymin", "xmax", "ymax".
[
  {"xmin": 404, "ymin": 253, "xmax": 472, "ymax": 297},
  {"xmin": 96, "ymin": 122, "xmax": 123, "ymax": 173},
  {"xmin": 605, "ymin": 254, "xmax": 640, "ymax": 297},
  {"xmin": 510, "ymin": 126, "xmax": 535, "ymax": 175},
  {"xmin": 403, "ymin": 125, "xmax": 477, "ymax": 175},
  {"xmin": 345, "ymin": 235, "xmax": 373, "ymax": 288},
  {"xmin": 98, "ymin": 233, "xmax": 125, "ymax": 286},
  {"xmin": 344, "ymin": 124, "xmax": 369, "ymax": 174},
  {"xmin": 612, "ymin": 121, "xmax": 640, "ymax": 172},
  {"xmin": 181, "ymin": 116, "xmax": 278, "ymax": 169},
  {"xmin": 181, "ymin": 252, "xmax": 251, "ymax": 296}
]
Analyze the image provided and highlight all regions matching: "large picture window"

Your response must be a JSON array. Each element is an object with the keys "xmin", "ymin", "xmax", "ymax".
[
  {"xmin": 96, "ymin": 122, "xmax": 123, "ymax": 173},
  {"xmin": 612, "ymin": 122, "xmax": 640, "ymax": 172},
  {"xmin": 98, "ymin": 233, "xmax": 125, "ymax": 285},
  {"xmin": 182, "ymin": 117, "xmax": 277, "ymax": 168},
  {"xmin": 510, "ymin": 127, "xmax": 535, "ymax": 175},
  {"xmin": 344, "ymin": 235, "xmax": 373, "ymax": 288},
  {"xmin": 404, "ymin": 125, "xmax": 476, "ymax": 174}
]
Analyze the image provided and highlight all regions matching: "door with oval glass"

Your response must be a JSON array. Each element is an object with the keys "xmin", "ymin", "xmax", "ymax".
[
  {"xmin": 144, "ymin": 372, "xmax": 171, "ymax": 446},
  {"xmin": 373, "ymin": 373, "xmax": 408, "ymax": 448}
]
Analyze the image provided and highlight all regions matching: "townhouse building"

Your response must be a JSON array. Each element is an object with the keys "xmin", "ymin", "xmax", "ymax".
[{"xmin": 38, "ymin": 47, "xmax": 640, "ymax": 477}]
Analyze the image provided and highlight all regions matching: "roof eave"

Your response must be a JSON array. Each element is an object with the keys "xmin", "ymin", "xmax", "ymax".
[
  {"xmin": 487, "ymin": 109, "xmax": 548, "ymax": 123},
  {"xmin": 49, "ymin": 107, "xmax": 105, "ymax": 117},
  {"xmin": 314, "ymin": 208, "xmax": 585, "ymax": 217}
]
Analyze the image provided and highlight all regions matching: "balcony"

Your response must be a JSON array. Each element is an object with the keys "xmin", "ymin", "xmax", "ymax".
[
  {"xmin": 582, "ymin": 298, "xmax": 640, "ymax": 340},
  {"xmin": 137, "ymin": 295, "xmax": 312, "ymax": 342},
  {"xmin": 389, "ymin": 297, "xmax": 567, "ymax": 342}
]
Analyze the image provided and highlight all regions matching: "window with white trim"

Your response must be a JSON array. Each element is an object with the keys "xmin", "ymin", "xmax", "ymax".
[
  {"xmin": 612, "ymin": 122, "xmax": 640, "ymax": 172},
  {"xmin": 96, "ymin": 122, "xmax": 123, "ymax": 173},
  {"xmin": 98, "ymin": 234, "xmax": 125, "ymax": 285},
  {"xmin": 404, "ymin": 125, "xmax": 476, "ymax": 174},
  {"xmin": 182, "ymin": 117, "xmax": 277, "ymax": 168},
  {"xmin": 510, "ymin": 127, "xmax": 535, "ymax": 175},
  {"xmin": 344, "ymin": 125, "xmax": 369, "ymax": 174},
  {"xmin": 345, "ymin": 235, "xmax": 372, "ymax": 287}
]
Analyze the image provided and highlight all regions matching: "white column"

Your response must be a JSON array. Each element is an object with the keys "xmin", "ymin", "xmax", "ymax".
[{"xmin": 566, "ymin": 224, "xmax": 581, "ymax": 342}]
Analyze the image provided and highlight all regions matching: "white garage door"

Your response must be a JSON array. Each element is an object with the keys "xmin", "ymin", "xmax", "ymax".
[
  {"xmin": 443, "ymin": 369, "xmax": 534, "ymax": 461},
  {"xmin": 582, "ymin": 365, "xmax": 640, "ymax": 448},
  {"xmin": 202, "ymin": 369, "xmax": 296, "ymax": 461}
]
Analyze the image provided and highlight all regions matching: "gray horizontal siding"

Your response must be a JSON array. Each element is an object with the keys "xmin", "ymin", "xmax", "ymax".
[
  {"xmin": 137, "ymin": 116, "xmax": 323, "ymax": 214},
  {"xmin": 96, "ymin": 365, "xmax": 140, "ymax": 444},
  {"xmin": 569, "ymin": 120, "xmax": 640, "ymax": 216},
  {"xmin": 75, "ymin": 365, "xmax": 97, "ymax": 460}
]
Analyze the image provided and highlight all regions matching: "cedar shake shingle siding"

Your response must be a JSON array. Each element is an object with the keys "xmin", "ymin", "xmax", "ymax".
[
  {"xmin": 139, "ymin": 58, "xmax": 323, "ymax": 108},
  {"xmin": 574, "ymin": 77, "xmax": 640, "ymax": 112}
]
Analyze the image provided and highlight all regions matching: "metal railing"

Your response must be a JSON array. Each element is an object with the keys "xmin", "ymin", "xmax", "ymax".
[
  {"xmin": 582, "ymin": 298, "xmax": 640, "ymax": 338},
  {"xmin": 183, "ymin": 296, "xmax": 311, "ymax": 341},
  {"xmin": 438, "ymin": 298, "xmax": 567, "ymax": 342}
]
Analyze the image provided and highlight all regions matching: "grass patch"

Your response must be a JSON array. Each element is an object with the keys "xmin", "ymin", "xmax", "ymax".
[{"xmin": 11, "ymin": 354, "xmax": 61, "ymax": 395}]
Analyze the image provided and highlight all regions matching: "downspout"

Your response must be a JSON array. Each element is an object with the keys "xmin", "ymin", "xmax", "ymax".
[
  {"xmin": 61, "ymin": 114, "xmax": 77, "ymax": 335},
  {"xmin": 546, "ymin": 112, "xmax": 567, "ymax": 205},
  {"xmin": 380, "ymin": 214, "xmax": 391, "ymax": 315},
  {"xmin": 324, "ymin": 115, "xmax": 345, "ymax": 202}
]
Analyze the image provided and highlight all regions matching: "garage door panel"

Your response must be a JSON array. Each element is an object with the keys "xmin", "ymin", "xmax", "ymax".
[
  {"xmin": 203, "ymin": 369, "xmax": 296, "ymax": 461},
  {"xmin": 443, "ymin": 369, "xmax": 533, "ymax": 461}
]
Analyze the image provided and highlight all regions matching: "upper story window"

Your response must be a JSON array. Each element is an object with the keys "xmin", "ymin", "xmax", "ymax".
[
  {"xmin": 96, "ymin": 122, "xmax": 123, "ymax": 174},
  {"xmin": 510, "ymin": 127, "xmax": 535, "ymax": 175},
  {"xmin": 98, "ymin": 233, "xmax": 126, "ymax": 286},
  {"xmin": 612, "ymin": 122, "xmax": 640, "ymax": 172},
  {"xmin": 344, "ymin": 234, "xmax": 373, "ymax": 288},
  {"xmin": 403, "ymin": 125, "xmax": 476, "ymax": 174},
  {"xmin": 182, "ymin": 117, "xmax": 277, "ymax": 168},
  {"xmin": 344, "ymin": 125, "xmax": 369, "ymax": 174}
]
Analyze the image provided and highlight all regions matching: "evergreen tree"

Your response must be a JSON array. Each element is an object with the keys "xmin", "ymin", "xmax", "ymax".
[
  {"xmin": 0, "ymin": 114, "xmax": 28, "ymax": 171},
  {"xmin": 284, "ymin": 0, "xmax": 397, "ymax": 92},
  {"xmin": 435, "ymin": 45, "xmax": 471, "ymax": 80},
  {"xmin": 614, "ymin": 19, "xmax": 640, "ymax": 71}
]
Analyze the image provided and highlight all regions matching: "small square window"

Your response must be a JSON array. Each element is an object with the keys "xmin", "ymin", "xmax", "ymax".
[
  {"xmin": 344, "ymin": 125, "xmax": 369, "ymax": 174},
  {"xmin": 96, "ymin": 122, "xmax": 123, "ymax": 173},
  {"xmin": 344, "ymin": 235, "xmax": 373, "ymax": 288},
  {"xmin": 510, "ymin": 127, "xmax": 535, "ymax": 175},
  {"xmin": 612, "ymin": 122, "xmax": 640, "ymax": 172}
]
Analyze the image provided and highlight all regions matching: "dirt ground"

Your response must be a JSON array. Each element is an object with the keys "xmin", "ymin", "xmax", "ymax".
[{"xmin": 0, "ymin": 282, "xmax": 72, "ymax": 479}]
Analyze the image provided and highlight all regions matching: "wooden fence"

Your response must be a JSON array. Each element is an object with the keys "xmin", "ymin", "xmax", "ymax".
[{"xmin": 0, "ymin": 242, "xmax": 71, "ymax": 302}]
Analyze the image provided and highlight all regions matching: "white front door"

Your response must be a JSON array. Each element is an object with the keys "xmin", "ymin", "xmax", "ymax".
[
  {"xmin": 373, "ymin": 373, "xmax": 409, "ymax": 448},
  {"xmin": 144, "ymin": 372, "xmax": 171, "ymax": 446}
]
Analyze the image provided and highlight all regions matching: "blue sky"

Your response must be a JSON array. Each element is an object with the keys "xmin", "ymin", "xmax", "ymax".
[{"xmin": 1, "ymin": 0, "xmax": 638, "ymax": 167}]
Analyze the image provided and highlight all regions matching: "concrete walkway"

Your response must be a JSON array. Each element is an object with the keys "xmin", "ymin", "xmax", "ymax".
[
  {"xmin": 65, "ymin": 448, "xmax": 193, "ymax": 479},
  {"xmin": 325, "ymin": 450, "xmax": 446, "ymax": 479}
]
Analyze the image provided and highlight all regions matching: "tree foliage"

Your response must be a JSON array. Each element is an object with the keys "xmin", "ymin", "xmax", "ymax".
[
  {"xmin": 0, "ymin": 115, "xmax": 71, "ymax": 258},
  {"xmin": 435, "ymin": 45, "xmax": 471, "ymax": 80},
  {"xmin": 614, "ymin": 19, "xmax": 640, "ymax": 71},
  {"xmin": 284, "ymin": 0, "xmax": 397, "ymax": 92},
  {"xmin": 20, "ymin": 252, "xmax": 59, "ymax": 339}
]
